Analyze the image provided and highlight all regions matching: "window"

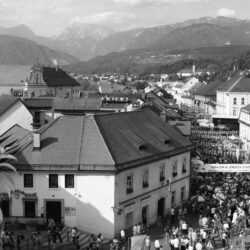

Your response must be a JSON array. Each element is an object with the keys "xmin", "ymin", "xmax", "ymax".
[
  {"xmin": 181, "ymin": 186, "xmax": 186, "ymax": 201},
  {"xmin": 241, "ymin": 98, "xmax": 245, "ymax": 105},
  {"xmin": 65, "ymin": 174, "xmax": 74, "ymax": 188},
  {"xmin": 233, "ymin": 97, "xmax": 237, "ymax": 105},
  {"xmin": 160, "ymin": 164, "xmax": 165, "ymax": 182},
  {"xmin": 172, "ymin": 160, "xmax": 178, "ymax": 177},
  {"xmin": 233, "ymin": 110, "xmax": 237, "ymax": 116},
  {"xmin": 49, "ymin": 174, "xmax": 58, "ymax": 188},
  {"xmin": 142, "ymin": 170, "xmax": 149, "ymax": 188},
  {"xmin": 24, "ymin": 174, "xmax": 33, "ymax": 188},
  {"xmin": 24, "ymin": 201, "xmax": 36, "ymax": 217},
  {"xmin": 182, "ymin": 158, "xmax": 187, "ymax": 173},
  {"xmin": 126, "ymin": 175, "xmax": 133, "ymax": 194},
  {"xmin": 171, "ymin": 191, "xmax": 176, "ymax": 205}
]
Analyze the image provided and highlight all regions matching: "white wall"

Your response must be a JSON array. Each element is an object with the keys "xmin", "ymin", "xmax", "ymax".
[
  {"xmin": 76, "ymin": 173, "xmax": 115, "ymax": 238},
  {"xmin": 114, "ymin": 152, "xmax": 190, "ymax": 235},
  {"xmin": 8, "ymin": 171, "xmax": 115, "ymax": 238},
  {"xmin": 0, "ymin": 101, "xmax": 33, "ymax": 136}
]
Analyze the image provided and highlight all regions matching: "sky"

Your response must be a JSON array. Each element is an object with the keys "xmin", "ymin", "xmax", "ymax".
[{"xmin": 0, "ymin": 0, "xmax": 250, "ymax": 37}]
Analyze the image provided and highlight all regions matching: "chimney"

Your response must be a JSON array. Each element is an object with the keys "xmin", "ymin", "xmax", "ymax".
[
  {"xmin": 160, "ymin": 110, "xmax": 167, "ymax": 122},
  {"xmin": 32, "ymin": 121, "xmax": 41, "ymax": 151},
  {"xmin": 192, "ymin": 65, "xmax": 196, "ymax": 75},
  {"xmin": 33, "ymin": 129, "xmax": 41, "ymax": 151}
]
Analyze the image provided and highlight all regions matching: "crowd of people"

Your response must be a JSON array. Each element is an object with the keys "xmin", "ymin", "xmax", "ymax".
[{"xmin": 190, "ymin": 127, "xmax": 246, "ymax": 164}]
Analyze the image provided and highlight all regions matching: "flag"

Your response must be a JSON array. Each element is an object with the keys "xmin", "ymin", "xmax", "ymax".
[{"xmin": 130, "ymin": 235, "xmax": 146, "ymax": 250}]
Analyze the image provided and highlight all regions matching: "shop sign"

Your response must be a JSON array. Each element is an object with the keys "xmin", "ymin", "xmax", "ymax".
[
  {"xmin": 194, "ymin": 164, "xmax": 250, "ymax": 173},
  {"xmin": 10, "ymin": 189, "xmax": 37, "ymax": 199}
]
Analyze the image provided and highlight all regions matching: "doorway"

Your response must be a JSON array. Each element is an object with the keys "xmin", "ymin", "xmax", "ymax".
[
  {"xmin": 46, "ymin": 201, "xmax": 62, "ymax": 223},
  {"xmin": 157, "ymin": 198, "xmax": 165, "ymax": 217},
  {"xmin": 1, "ymin": 200, "xmax": 10, "ymax": 217},
  {"xmin": 142, "ymin": 205, "xmax": 149, "ymax": 225},
  {"xmin": 125, "ymin": 211, "xmax": 134, "ymax": 230}
]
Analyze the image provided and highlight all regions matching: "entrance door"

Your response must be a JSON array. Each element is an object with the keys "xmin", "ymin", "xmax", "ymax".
[
  {"xmin": 142, "ymin": 205, "xmax": 149, "ymax": 225},
  {"xmin": 1, "ymin": 200, "xmax": 10, "ymax": 217},
  {"xmin": 125, "ymin": 212, "xmax": 134, "ymax": 230},
  {"xmin": 46, "ymin": 201, "xmax": 62, "ymax": 223},
  {"xmin": 157, "ymin": 198, "xmax": 165, "ymax": 217}
]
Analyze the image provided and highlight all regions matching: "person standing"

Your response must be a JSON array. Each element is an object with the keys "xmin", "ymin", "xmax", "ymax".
[
  {"xmin": 144, "ymin": 236, "xmax": 150, "ymax": 250},
  {"xmin": 154, "ymin": 239, "xmax": 160, "ymax": 250}
]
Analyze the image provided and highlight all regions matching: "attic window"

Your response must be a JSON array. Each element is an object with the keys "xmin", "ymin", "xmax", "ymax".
[
  {"xmin": 146, "ymin": 123, "xmax": 170, "ymax": 144},
  {"xmin": 122, "ymin": 130, "xmax": 147, "ymax": 151}
]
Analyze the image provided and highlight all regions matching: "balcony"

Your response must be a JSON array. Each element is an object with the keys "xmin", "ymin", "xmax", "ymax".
[
  {"xmin": 159, "ymin": 176, "xmax": 165, "ymax": 182},
  {"xmin": 126, "ymin": 187, "xmax": 133, "ymax": 194}
]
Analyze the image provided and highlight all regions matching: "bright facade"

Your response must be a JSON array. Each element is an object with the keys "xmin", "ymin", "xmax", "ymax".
[{"xmin": 2, "ymin": 110, "xmax": 193, "ymax": 238}]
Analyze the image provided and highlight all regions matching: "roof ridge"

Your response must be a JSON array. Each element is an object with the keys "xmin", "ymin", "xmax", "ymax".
[
  {"xmin": 227, "ymin": 75, "xmax": 244, "ymax": 92},
  {"xmin": 94, "ymin": 108, "xmax": 150, "ymax": 118}
]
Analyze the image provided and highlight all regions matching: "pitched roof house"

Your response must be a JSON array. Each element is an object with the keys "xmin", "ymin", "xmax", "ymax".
[
  {"xmin": 0, "ymin": 94, "xmax": 33, "ymax": 136},
  {"xmin": 24, "ymin": 63, "xmax": 80, "ymax": 98},
  {"xmin": 8, "ymin": 110, "xmax": 193, "ymax": 238}
]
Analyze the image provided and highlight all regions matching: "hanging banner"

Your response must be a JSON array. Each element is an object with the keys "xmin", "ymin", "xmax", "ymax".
[
  {"xmin": 130, "ymin": 235, "xmax": 146, "ymax": 250},
  {"xmin": 194, "ymin": 164, "xmax": 250, "ymax": 173}
]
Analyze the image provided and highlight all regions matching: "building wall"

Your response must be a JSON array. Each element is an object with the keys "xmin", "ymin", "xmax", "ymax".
[
  {"xmin": 114, "ymin": 152, "xmax": 190, "ymax": 235},
  {"xmin": 8, "ymin": 171, "xmax": 115, "ymax": 238},
  {"xmin": 0, "ymin": 101, "xmax": 33, "ymax": 136},
  {"xmin": 216, "ymin": 91, "xmax": 250, "ymax": 118}
]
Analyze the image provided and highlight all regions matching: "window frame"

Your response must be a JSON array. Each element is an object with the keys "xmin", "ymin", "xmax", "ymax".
[
  {"xmin": 159, "ymin": 164, "xmax": 165, "ymax": 182},
  {"xmin": 172, "ymin": 160, "xmax": 178, "ymax": 177},
  {"xmin": 182, "ymin": 158, "xmax": 187, "ymax": 173},
  {"xmin": 241, "ymin": 98, "xmax": 245, "ymax": 105},
  {"xmin": 24, "ymin": 173, "xmax": 33, "ymax": 188},
  {"xmin": 171, "ymin": 190, "xmax": 176, "ymax": 205},
  {"xmin": 142, "ymin": 169, "xmax": 149, "ymax": 188},
  {"xmin": 65, "ymin": 174, "xmax": 74, "ymax": 188},
  {"xmin": 181, "ymin": 186, "xmax": 185, "ymax": 201},
  {"xmin": 49, "ymin": 174, "xmax": 58, "ymax": 188},
  {"xmin": 126, "ymin": 175, "xmax": 133, "ymax": 194},
  {"xmin": 233, "ymin": 97, "xmax": 237, "ymax": 105}
]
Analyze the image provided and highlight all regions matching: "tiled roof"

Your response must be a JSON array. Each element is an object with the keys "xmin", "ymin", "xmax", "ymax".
[
  {"xmin": 14, "ymin": 110, "xmax": 192, "ymax": 170},
  {"xmin": 0, "ymin": 124, "xmax": 32, "ymax": 155},
  {"xmin": 54, "ymin": 98, "xmax": 101, "ymax": 111},
  {"xmin": 193, "ymin": 80, "xmax": 221, "ymax": 97},
  {"xmin": 95, "ymin": 109, "xmax": 191, "ymax": 166},
  {"xmin": 0, "ymin": 94, "xmax": 19, "ymax": 116},
  {"xmin": 42, "ymin": 67, "xmax": 80, "ymax": 87},
  {"xmin": 24, "ymin": 98, "xmax": 54, "ymax": 109},
  {"xmin": 215, "ymin": 74, "xmax": 250, "ymax": 92}
]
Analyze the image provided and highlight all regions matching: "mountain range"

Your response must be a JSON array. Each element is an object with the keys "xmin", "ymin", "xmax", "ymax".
[{"xmin": 1, "ymin": 16, "xmax": 250, "ymax": 70}]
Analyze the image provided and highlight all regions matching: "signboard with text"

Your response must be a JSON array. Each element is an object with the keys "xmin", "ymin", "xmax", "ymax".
[{"xmin": 193, "ymin": 164, "xmax": 250, "ymax": 173}]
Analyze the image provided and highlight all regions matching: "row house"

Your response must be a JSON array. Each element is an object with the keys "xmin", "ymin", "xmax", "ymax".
[{"xmin": 1, "ymin": 110, "xmax": 193, "ymax": 238}]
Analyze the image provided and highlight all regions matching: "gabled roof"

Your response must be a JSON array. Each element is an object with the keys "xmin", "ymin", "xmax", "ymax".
[
  {"xmin": 0, "ymin": 94, "xmax": 20, "ymax": 116},
  {"xmin": 14, "ymin": 110, "xmax": 192, "ymax": 171},
  {"xmin": 193, "ymin": 80, "xmax": 221, "ymax": 97},
  {"xmin": 42, "ymin": 67, "xmax": 80, "ymax": 87},
  {"xmin": 216, "ymin": 74, "xmax": 250, "ymax": 92},
  {"xmin": 0, "ymin": 124, "xmax": 32, "ymax": 155}
]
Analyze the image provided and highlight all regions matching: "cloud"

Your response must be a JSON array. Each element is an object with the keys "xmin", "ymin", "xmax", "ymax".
[
  {"xmin": 70, "ymin": 12, "xmax": 136, "ymax": 30},
  {"xmin": 113, "ymin": 0, "xmax": 210, "ymax": 6},
  {"xmin": 217, "ymin": 8, "xmax": 236, "ymax": 17}
]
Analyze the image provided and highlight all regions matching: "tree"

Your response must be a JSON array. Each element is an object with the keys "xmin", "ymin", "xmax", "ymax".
[{"xmin": 0, "ymin": 142, "xmax": 17, "ymax": 234}]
